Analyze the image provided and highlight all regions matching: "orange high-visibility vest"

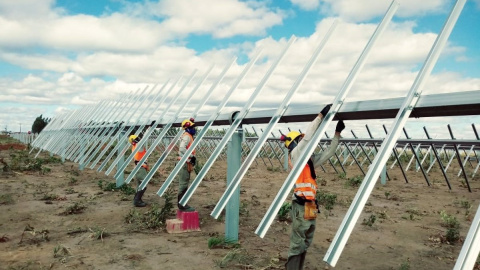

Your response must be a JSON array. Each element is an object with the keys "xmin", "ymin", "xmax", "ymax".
[
  {"xmin": 292, "ymin": 160, "xmax": 317, "ymax": 201},
  {"xmin": 132, "ymin": 144, "xmax": 148, "ymax": 170},
  {"xmin": 178, "ymin": 132, "xmax": 196, "ymax": 161}
]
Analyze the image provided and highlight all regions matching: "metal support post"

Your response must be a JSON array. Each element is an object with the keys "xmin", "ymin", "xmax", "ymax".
[
  {"xmin": 116, "ymin": 132, "xmax": 125, "ymax": 187},
  {"xmin": 225, "ymin": 127, "xmax": 242, "ymax": 241}
]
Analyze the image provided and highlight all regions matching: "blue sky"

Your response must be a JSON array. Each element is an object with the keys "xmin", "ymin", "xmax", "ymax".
[{"xmin": 0, "ymin": 0, "xmax": 479, "ymax": 138}]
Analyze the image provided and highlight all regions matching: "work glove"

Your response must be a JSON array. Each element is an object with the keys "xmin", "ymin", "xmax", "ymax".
[
  {"xmin": 190, "ymin": 156, "xmax": 196, "ymax": 166},
  {"xmin": 335, "ymin": 120, "xmax": 345, "ymax": 133},
  {"xmin": 320, "ymin": 104, "xmax": 332, "ymax": 117}
]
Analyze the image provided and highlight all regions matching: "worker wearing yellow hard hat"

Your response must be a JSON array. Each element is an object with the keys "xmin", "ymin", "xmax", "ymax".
[
  {"xmin": 177, "ymin": 118, "xmax": 197, "ymax": 212},
  {"xmin": 280, "ymin": 104, "xmax": 345, "ymax": 270},
  {"xmin": 129, "ymin": 134, "xmax": 149, "ymax": 207}
]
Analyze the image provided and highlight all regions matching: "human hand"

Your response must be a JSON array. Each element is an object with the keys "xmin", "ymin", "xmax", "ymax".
[
  {"xmin": 335, "ymin": 120, "xmax": 345, "ymax": 133},
  {"xmin": 320, "ymin": 104, "xmax": 332, "ymax": 117},
  {"xmin": 190, "ymin": 156, "xmax": 196, "ymax": 166}
]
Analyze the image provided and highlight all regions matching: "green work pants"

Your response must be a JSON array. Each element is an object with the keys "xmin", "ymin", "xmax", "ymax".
[
  {"xmin": 288, "ymin": 200, "xmax": 316, "ymax": 257},
  {"xmin": 135, "ymin": 167, "xmax": 147, "ymax": 191},
  {"xmin": 178, "ymin": 163, "xmax": 190, "ymax": 193}
]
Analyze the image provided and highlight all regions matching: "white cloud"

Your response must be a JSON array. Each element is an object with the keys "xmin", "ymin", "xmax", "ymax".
[
  {"xmin": 290, "ymin": 0, "xmax": 320, "ymax": 11},
  {"xmin": 318, "ymin": 0, "xmax": 449, "ymax": 22},
  {"xmin": 0, "ymin": 0, "xmax": 478, "ymax": 138}
]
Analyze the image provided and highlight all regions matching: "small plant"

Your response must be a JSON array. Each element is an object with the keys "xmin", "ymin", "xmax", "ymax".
[
  {"xmin": 41, "ymin": 166, "xmax": 51, "ymax": 175},
  {"xmin": 399, "ymin": 258, "xmax": 410, "ymax": 270},
  {"xmin": 277, "ymin": 202, "xmax": 291, "ymax": 222},
  {"xmin": 316, "ymin": 190, "xmax": 337, "ymax": 211},
  {"xmin": 89, "ymin": 226, "xmax": 109, "ymax": 240},
  {"xmin": 384, "ymin": 191, "xmax": 390, "ymax": 199},
  {"xmin": 41, "ymin": 193, "xmax": 59, "ymax": 201},
  {"xmin": 69, "ymin": 177, "xmax": 78, "ymax": 185},
  {"xmin": 405, "ymin": 208, "xmax": 422, "ymax": 221},
  {"xmin": 338, "ymin": 172, "xmax": 347, "ymax": 179},
  {"xmin": 61, "ymin": 202, "xmax": 87, "ymax": 215},
  {"xmin": 267, "ymin": 166, "xmax": 281, "ymax": 172},
  {"xmin": 0, "ymin": 194, "xmax": 14, "ymax": 205},
  {"xmin": 345, "ymin": 175, "xmax": 363, "ymax": 187},
  {"xmin": 239, "ymin": 201, "xmax": 249, "ymax": 217},
  {"xmin": 362, "ymin": 214, "xmax": 376, "ymax": 227},
  {"xmin": 53, "ymin": 245, "xmax": 71, "ymax": 259},
  {"xmin": 207, "ymin": 236, "xmax": 239, "ymax": 249},
  {"xmin": 455, "ymin": 199, "xmax": 472, "ymax": 216},
  {"xmin": 20, "ymin": 224, "xmax": 49, "ymax": 244},
  {"xmin": 440, "ymin": 211, "xmax": 460, "ymax": 243}
]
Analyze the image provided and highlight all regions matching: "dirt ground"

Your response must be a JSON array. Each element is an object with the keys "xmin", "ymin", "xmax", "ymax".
[{"xmin": 1, "ymin": 136, "xmax": 480, "ymax": 270}]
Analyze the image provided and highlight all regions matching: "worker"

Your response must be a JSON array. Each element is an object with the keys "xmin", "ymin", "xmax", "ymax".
[
  {"xmin": 177, "ymin": 118, "xmax": 197, "ymax": 212},
  {"xmin": 129, "ymin": 135, "xmax": 149, "ymax": 207},
  {"xmin": 280, "ymin": 104, "xmax": 345, "ymax": 270}
]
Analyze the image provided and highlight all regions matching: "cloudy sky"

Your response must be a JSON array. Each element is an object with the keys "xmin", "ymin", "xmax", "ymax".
[{"xmin": 1, "ymin": 0, "xmax": 479, "ymax": 139}]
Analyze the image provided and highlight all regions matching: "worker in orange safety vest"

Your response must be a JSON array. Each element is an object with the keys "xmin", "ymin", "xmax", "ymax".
[
  {"xmin": 280, "ymin": 104, "xmax": 345, "ymax": 270},
  {"xmin": 129, "ymin": 135, "xmax": 149, "ymax": 207},
  {"xmin": 177, "ymin": 118, "xmax": 197, "ymax": 212}
]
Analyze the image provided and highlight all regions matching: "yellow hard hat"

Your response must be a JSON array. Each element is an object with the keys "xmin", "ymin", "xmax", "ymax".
[
  {"xmin": 282, "ymin": 131, "xmax": 302, "ymax": 148},
  {"xmin": 181, "ymin": 118, "xmax": 195, "ymax": 129},
  {"xmin": 128, "ymin": 135, "xmax": 139, "ymax": 144}
]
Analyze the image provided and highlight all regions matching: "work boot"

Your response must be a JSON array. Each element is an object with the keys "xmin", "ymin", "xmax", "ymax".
[
  {"xmin": 299, "ymin": 251, "xmax": 307, "ymax": 269},
  {"xmin": 133, "ymin": 188, "xmax": 147, "ymax": 207},
  {"xmin": 177, "ymin": 188, "xmax": 195, "ymax": 212},
  {"xmin": 285, "ymin": 254, "xmax": 303, "ymax": 270}
]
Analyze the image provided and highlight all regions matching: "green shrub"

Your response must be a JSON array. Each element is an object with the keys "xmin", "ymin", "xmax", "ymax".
[
  {"xmin": 345, "ymin": 175, "xmax": 363, "ymax": 187},
  {"xmin": 362, "ymin": 214, "xmax": 376, "ymax": 227},
  {"xmin": 316, "ymin": 190, "xmax": 337, "ymax": 210},
  {"xmin": 124, "ymin": 188, "xmax": 174, "ymax": 230},
  {"xmin": 277, "ymin": 202, "xmax": 291, "ymax": 221},
  {"xmin": 440, "ymin": 211, "xmax": 460, "ymax": 243}
]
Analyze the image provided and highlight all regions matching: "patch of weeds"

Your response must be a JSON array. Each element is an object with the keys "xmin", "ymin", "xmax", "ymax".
[
  {"xmin": 215, "ymin": 248, "xmax": 252, "ymax": 268},
  {"xmin": 68, "ymin": 177, "xmax": 78, "ymax": 185},
  {"xmin": 399, "ymin": 258, "xmax": 410, "ymax": 270},
  {"xmin": 69, "ymin": 168, "xmax": 80, "ymax": 176},
  {"xmin": 440, "ymin": 211, "xmax": 460, "ymax": 243},
  {"xmin": 0, "ymin": 193, "xmax": 14, "ymax": 205},
  {"xmin": 362, "ymin": 214, "xmax": 376, "ymax": 227},
  {"xmin": 277, "ymin": 202, "xmax": 291, "ymax": 222},
  {"xmin": 267, "ymin": 166, "xmax": 281, "ymax": 172},
  {"xmin": 60, "ymin": 202, "xmax": 87, "ymax": 215},
  {"xmin": 384, "ymin": 191, "xmax": 390, "ymax": 199},
  {"xmin": 89, "ymin": 226, "xmax": 109, "ymax": 240},
  {"xmin": 345, "ymin": 175, "xmax": 363, "ymax": 187},
  {"xmin": 316, "ymin": 190, "xmax": 337, "ymax": 211},
  {"xmin": 20, "ymin": 224, "xmax": 49, "ymax": 245},
  {"xmin": 378, "ymin": 210, "xmax": 389, "ymax": 221},
  {"xmin": 454, "ymin": 199, "xmax": 472, "ymax": 216},
  {"xmin": 41, "ymin": 166, "xmax": 51, "ymax": 175},
  {"xmin": 337, "ymin": 172, "xmax": 347, "ymax": 180},
  {"xmin": 98, "ymin": 180, "xmax": 136, "ymax": 196},
  {"xmin": 53, "ymin": 245, "xmax": 71, "ymax": 261},
  {"xmin": 208, "ymin": 236, "xmax": 240, "ymax": 249},
  {"xmin": 405, "ymin": 208, "xmax": 422, "ymax": 221},
  {"xmin": 125, "ymin": 188, "xmax": 174, "ymax": 230},
  {"xmin": 65, "ymin": 188, "xmax": 76, "ymax": 194},
  {"xmin": 239, "ymin": 201, "xmax": 249, "ymax": 217}
]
